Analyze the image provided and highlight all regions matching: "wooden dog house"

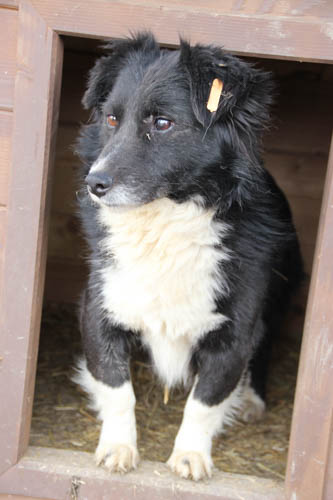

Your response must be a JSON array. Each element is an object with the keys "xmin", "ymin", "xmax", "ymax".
[{"xmin": 0, "ymin": 1, "xmax": 333, "ymax": 499}]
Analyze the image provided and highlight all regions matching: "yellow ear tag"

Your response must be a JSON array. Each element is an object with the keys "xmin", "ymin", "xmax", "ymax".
[{"xmin": 207, "ymin": 78, "xmax": 224, "ymax": 113}]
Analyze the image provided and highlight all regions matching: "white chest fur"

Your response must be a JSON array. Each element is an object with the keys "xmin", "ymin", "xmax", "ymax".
[{"xmin": 97, "ymin": 198, "xmax": 230, "ymax": 387}]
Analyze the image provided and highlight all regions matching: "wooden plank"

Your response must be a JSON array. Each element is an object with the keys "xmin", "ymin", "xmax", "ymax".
[
  {"xmin": 30, "ymin": 0, "xmax": 333, "ymax": 63},
  {"xmin": 0, "ymin": 496, "xmax": 49, "ymax": 500},
  {"xmin": 286, "ymin": 133, "xmax": 333, "ymax": 499},
  {"xmin": 156, "ymin": 0, "xmax": 333, "ymax": 19},
  {"xmin": 0, "ymin": 207, "xmax": 6, "ymax": 239},
  {"xmin": 0, "ymin": 207, "xmax": 7, "ymax": 300},
  {"xmin": 288, "ymin": 197, "xmax": 323, "ymax": 272},
  {"xmin": 0, "ymin": 497, "xmax": 48, "ymax": 500},
  {"xmin": 0, "ymin": 1, "xmax": 18, "ymax": 8},
  {"xmin": 0, "ymin": 111, "xmax": 12, "ymax": 206},
  {"xmin": 0, "ymin": 447, "xmax": 284, "ymax": 500},
  {"xmin": 0, "ymin": 8, "xmax": 17, "ymax": 110},
  {"xmin": 0, "ymin": 497, "xmax": 49, "ymax": 500},
  {"xmin": 325, "ymin": 433, "xmax": 333, "ymax": 500},
  {"xmin": 0, "ymin": 0, "xmax": 64, "ymax": 475}
]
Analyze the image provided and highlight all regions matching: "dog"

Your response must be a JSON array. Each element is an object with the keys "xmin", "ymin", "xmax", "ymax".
[{"xmin": 74, "ymin": 32, "xmax": 303, "ymax": 480}]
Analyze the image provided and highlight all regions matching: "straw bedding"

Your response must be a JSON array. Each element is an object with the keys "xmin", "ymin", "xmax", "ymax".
[{"xmin": 30, "ymin": 302, "xmax": 300, "ymax": 480}]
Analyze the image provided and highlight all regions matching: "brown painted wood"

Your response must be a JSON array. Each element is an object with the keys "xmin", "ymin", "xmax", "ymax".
[
  {"xmin": 286, "ymin": 132, "xmax": 333, "ymax": 499},
  {"xmin": 0, "ymin": 0, "xmax": 332, "ymax": 497},
  {"xmin": 0, "ymin": 0, "xmax": 63, "ymax": 475},
  {"xmin": 30, "ymin": 0, "xmax": 333, "ymax": 62},
  {"xmin": 0, "ymin": 8, "xmax": 17, "ymax": 111},
  {"xmin": 0, "ymin": 447, "xmax": 284, "ymax": 500},
  {"xmin": 0, "ymin": 207, "xmax": 6, "ymax": 237},
  {"xmin": 0, "ymin": 1, "xmax": 18, "ymax": 8},
  {"xmin": 0, "ymin": 111, "xmax": 12, "ymax": 206},
  {"xmin": 0, "ymin": 207, "xmax": 7, "ymax": 291},
  {"xmin": 0, "ymin": 497, "xmax": 49, "ymax": 500},
  {"xmin": 160, "ymin": 0, "xmax": 333, "ymax": 19},
  {"xmin": 324, "ymin": 427, "xmax": 333, "ymax": 500}
]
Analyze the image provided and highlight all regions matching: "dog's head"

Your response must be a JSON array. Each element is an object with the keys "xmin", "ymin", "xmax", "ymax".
[{"xmin": 77, "ymin": 32, "xmax": 273, "ymax": 210}]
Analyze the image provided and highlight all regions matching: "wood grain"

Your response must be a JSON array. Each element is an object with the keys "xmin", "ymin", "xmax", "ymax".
[
  {"xmin": 0, "ymin": 446, "xmax": 284, "ymax": 500},
  {"xmin": 0, "ymin": 0, "xmax": 64, "ymax": 474},
  {"xmin": 0, "ymin": 8, "xmax": 17, "ymax": 111},
  {"xmin": 0, "ymin": 1, "xmax": 18, "ymax": 8},
  {"xmin": 0, "ymin": 111, "xmax": 12, "ymax": 206},
  {"xmin": 0, "ymin": 206, "xmax": 7, "ymax": 294},
  {"xmin": 31, "ymin": 0, "xmax": 333, "ymax": 62},
  {"xmin": 152, "ymin": 0, "xmax": 333, "ymax": 19},
  {"xmin": 286, "ymin": 133, "xmax": 333, "ymax": 500},
  {"xmin": 0, "ymin": 496, "xmax": 48, "ymax": 500},
  {"xmin": 0, "ymin": 0, "xmax": 332, "ymax": 497}
]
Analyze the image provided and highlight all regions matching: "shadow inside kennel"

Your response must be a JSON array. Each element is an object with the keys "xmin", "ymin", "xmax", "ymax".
[{"xmin": 29, "ymin": 36, "xmax": 332, "ymax": 481}]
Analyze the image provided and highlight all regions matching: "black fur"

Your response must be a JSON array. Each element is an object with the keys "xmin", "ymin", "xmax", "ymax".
[{"xmin": 77, "ymin": 32, "xmax": 303, "ymax": 411}]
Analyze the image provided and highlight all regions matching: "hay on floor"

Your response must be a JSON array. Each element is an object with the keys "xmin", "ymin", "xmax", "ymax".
[{"xmin": 30, "ymin": 302, "xmax": 300, "ymax": 480}]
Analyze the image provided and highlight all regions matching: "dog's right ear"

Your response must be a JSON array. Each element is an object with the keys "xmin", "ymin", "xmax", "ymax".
[{"xmin": 82, "ymin": 32, "xmax": 159, "ymax": 110}]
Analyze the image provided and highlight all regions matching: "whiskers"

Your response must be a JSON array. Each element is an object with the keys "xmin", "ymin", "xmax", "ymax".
[{"xmin": 76, "ymin": 187, "xmax": 97, "ymax": 207}]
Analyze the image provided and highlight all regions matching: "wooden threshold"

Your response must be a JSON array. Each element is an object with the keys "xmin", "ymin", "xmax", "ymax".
[{"xmin": 0, "ymin": 447, "xmax": 284, "ymax": 500}]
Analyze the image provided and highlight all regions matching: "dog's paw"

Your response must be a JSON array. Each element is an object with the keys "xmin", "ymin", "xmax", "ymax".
[
  {"xmin": 239, "ymin": 386, "xmax": 266, "ymax": 423},
  {"xmin": 167, "ymin": 450, "xmax": 213, "ymax": 481},
  {"xmin": 95, "ymin": 443, "xmax": 139, "ymax": 473}
]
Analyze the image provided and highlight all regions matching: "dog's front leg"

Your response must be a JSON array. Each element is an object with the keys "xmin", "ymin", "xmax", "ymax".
[
  {"xmin": 75, "ymin": 292, "xmax": 139, "ymax": 473},
  {"xmin": 92, "ymin": 373, "xmax": 138, "ymax": 473},
  {"xmin": 168, "ymin": 338, "xmax": 246, "ymax": 481}
]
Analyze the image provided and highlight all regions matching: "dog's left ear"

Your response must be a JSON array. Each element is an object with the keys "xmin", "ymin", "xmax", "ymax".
[{"xmin": 179, "ymin": 40, "xmax": 273, "ymax": 134}]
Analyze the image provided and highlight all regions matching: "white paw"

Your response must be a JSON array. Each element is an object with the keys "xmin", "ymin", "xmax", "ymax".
[
  {"xmin": 240, "ymin": 386, "xmax": 266, "ymax": 423},
  {"xmin": 167, "ymin": 450, "xmax": 213, "ymax": 481},
  {"xmin": 95, "ymin": 443, "xmax": 139, "ymax": 473}
]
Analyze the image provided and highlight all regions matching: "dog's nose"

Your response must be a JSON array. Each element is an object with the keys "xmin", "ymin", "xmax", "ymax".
[{"xmin": 86, "ymin": 173, "xmax": 112, "ymax": 197}]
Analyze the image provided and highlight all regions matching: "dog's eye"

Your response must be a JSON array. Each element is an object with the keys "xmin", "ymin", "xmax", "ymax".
[
  {"xmin": 106, "ymin": 114, "xmax": 119, "ymax": 128},
  {"xmin": 154, "ymin": 117, "xmax": 173, "ymax": 132}
]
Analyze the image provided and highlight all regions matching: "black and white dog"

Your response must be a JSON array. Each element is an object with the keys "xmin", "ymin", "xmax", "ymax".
[{"xmin": 75, "ymin": 32, "xmax": 303, "ymax": 480}]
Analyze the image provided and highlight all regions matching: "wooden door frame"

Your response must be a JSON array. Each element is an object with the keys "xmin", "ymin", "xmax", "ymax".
[{"xmin": 0, "ymin": 1, "xmax": 333, "ymax": 498}]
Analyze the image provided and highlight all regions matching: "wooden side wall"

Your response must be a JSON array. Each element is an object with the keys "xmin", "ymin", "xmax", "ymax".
[{"xmin": 0, "ymin": 2, "xmax": 18, "ymax": 300}]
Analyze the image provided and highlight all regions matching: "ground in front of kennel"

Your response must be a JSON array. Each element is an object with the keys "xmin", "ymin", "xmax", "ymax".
[{"xmin": 0, "ymin": 1, "xmax": 333, "ymax": 499}]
